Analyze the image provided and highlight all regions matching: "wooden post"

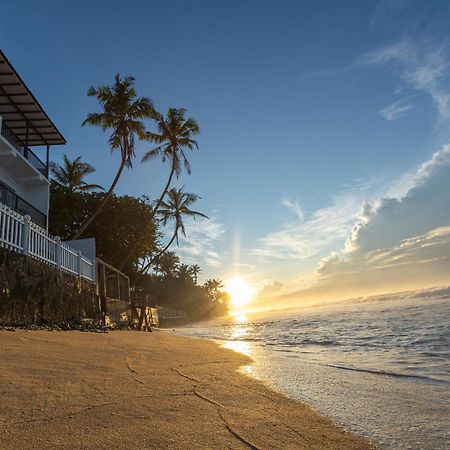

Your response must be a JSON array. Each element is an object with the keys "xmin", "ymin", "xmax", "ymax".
[
  {"xmin": 137, "ymin": 307, "xmax": 145, "ymax": 331},
  {"xmin": 101, "ymin": 263, "xmax": 107, "ymax": 298},
  {"xmin": 143, "ymin": 309, "xmax": 151, "ymax": 332}
]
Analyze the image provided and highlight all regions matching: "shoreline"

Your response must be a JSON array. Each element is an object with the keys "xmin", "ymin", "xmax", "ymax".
[{"xmin": 0, "ymin": 330, "xmax": 375, "ymax": 449}]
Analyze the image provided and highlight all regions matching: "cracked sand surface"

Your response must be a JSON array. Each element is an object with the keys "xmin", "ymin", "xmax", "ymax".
[{"xmin": 0, "ymin": 331, "xmax": 375, "ymax": 449}]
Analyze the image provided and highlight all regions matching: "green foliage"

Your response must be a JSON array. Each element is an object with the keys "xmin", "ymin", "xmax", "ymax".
[
  {"xmin": 49, "ymin": 184, "xmax": 158, "ymax": 274},
  {"xmin": 158, "ymin": 187, "xmax": 208, "ymax": 243},
  {"xmin": 51, "ymin": 154, "xmax": 104, "ymax": 192},
  {"xmin": 83, "ymin": 74, "xmax": 155, "ymax": 168},
  {"xmin": 142, "ymin": 107, "xmax": 200, "ymax": 176},
  {"xmin": 136, "ymin": 260, "xmax": 229, "ymax": 320},
  {"xmin": 136, "ymin": 187, "xmax": 208, "ymax": 281},
  {"xmin": 72, "ymin": 74, "xmax": 156, "ymax": 240},
  {"xmin": 0, "ymin": 247, "xmax": 98, "ymax": 325}
]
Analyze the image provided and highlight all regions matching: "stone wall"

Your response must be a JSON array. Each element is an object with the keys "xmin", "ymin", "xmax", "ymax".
[{"xmin": 0, "ymin": 248, "xmax": 100, "ymax": 325}]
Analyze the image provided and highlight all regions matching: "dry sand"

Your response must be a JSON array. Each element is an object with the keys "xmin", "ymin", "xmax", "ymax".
[{"xmin": 0, "ymin": 330, "xmax": 375, "ymax": 449}]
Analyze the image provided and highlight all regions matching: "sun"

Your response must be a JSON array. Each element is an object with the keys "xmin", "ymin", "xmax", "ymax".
[{"xmin": 225, "ymin": 277, "xmax": 254, "ymax": 312}]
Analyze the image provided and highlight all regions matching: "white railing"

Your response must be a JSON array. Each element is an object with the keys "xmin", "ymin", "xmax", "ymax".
[{"xmin": 0, "ymin": 202, "xmax": 95, "ymax": 282}]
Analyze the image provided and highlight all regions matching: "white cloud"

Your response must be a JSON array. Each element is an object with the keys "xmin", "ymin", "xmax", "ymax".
[
  {"xmin": 370, "ymin": 0, "xmax": 411, "ymax": 28},
  {"xmin": 258, "ymin": 280, "xmax": 284, "ymax": 297},
  {"xmin": 303, "ymin": 39, "xmax": 450, "ymax": 125},
  {"xmin": 345, "ymin": 144, "xmax": 450, "ymax": 253},
  {"xmin": 252, "ymin": 192, "xmax": 364, "ymax": 260},
  {"xmin": 281, "ymin": 198, "xmax": 304, "ymax": 222},
  {"xmin": 251, "ymin": 171, "xmax": 409, "ymax": 262},
  {"xmin": 314, "ymin": 226, "xmax": 450, "ymax": 292},
  {"xmin": 175, "ymin": 216, "xmax": 225, "ymax": 268},
  {"xmin": 264, "ymin": 142, "xmax": 450, "ymax": 303},
  {"xmin": 359, "ymin": 40, "xmax": 450, "ymax": 123},
  {"xmin": 379, "ymin": 99, "xmax": 413, "ymax": 120}
]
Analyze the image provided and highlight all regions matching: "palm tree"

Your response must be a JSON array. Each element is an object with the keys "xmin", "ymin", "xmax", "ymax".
[
  {"xmin": 178, "ymin": 264, "xmax": 194, "ymax": 283},
  {"xmin": 51, "ymin": 154, "xmax": 103, "ymax": 192},
  {"xmin": 203, "ymin": 279, "xmax": 225, "ymax": 302},
  {"xmin": 189, "ymin": 264, "xmax": 201, "ymax": 284},
  {"xmin": 118, "ymin": 108, "xmax": 199, "ymax": 271},
  {"xmin": 154, "ymin": 252, "xmax": 180, "ymax": 278},
  {"xmin": 135, "ymin": 187, "xmax": 208, "ymax": 283},
  {"xmin": 71, "ymin": 74, "xmax": 154, "ymax": 240}
]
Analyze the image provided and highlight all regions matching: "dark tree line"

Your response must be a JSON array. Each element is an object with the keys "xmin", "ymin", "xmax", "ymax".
[{"xmin": 49, "ymin": 185, "xmax": 229, "ymax": 319}]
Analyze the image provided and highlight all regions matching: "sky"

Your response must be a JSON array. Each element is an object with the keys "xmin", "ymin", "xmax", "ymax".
[{"xmin": 2, "ymin": 0, "xmax": 450, "ymax": 310}]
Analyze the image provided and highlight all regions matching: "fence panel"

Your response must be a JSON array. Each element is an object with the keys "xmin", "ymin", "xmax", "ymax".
[
  {"xmin": 0, "ymin": 204, "xmax": 23, "ymax": 251},
  {"xmin": 29, "ymin": 221, "xmax": 57, "ymax": 266},
  {"xmin": 60, "ymin": 242, "xmax": 79, "ymax": 276},
  {"xmin": 0, "ymin": 202, "xmax": 95, "ymax": 283},
  {"xmin": 80, "ymin": 256, "xmax": 95, "ymax": 282}
]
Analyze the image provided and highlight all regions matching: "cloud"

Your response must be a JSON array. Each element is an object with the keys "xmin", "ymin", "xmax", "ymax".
[
  {"xmin": 281, "ymin": 198, "xmax": 304, "ymax": 222},
  {"xmin": 175, "ymin": 216, "xmax": 225, "ymax": 268},
  {"xmin": 303, "ymin": 39, "xmax": 450, "ymax": 125},
  {"xmin": 370, "ymin": 0, "xmax": 411, "ymax": 28},
  {"xmin": 345, "ymin": 144, "xmax": 450, "ymax": 253},
  {"xmin": 251, "ymin": 171, "xmax": 401, "ymax": 263},
  {"xmin": 379, "ymin": 99, "xmax": 413, "ymax": 120},
  {"xmin": 275, "ymin": 142, "xmax": 450, "ymax": 303},
  {"xmin": 318, "ymin": 227, "xmax": 450, "ymax": 278},
  {"xmin": 258, "ymin": 280, "xmax": 284, "ymax": 297},
  {"xmin": 250, "ymin": 144, "xmax": 450, "ymax": 266},
  {"xmin": 252, "ymin": 192, "xmax": 365, "ymax": 260},
  {"xmin": 313, "ymin": 226, "xmax": 450, "ymax": 294},
  {"xmin": 359, "ymin": 40, "xmax": 450, "ymax": 122}
]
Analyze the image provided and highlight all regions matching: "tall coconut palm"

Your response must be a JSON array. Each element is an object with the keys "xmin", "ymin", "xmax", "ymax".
[
  {"xmin": 189, "ymin": 264, "xmax": 201, "ymax": 284},
  {"xmin": 178, "ymin": 264, "xmax": 194, "ymax": 283},
  {"xmin": 154, "ymin": 251, "xmax": 180, "ymax": 278},
  {"xmin": 51, "ymin": 154, "xmax": 103, "ymax": 192},
  {"xmin": 203, "ymin": 279, "xmax": 225, "ymax": 302},
  {"xmin": 135, "ymin": 187, "xmax": 208, "ymax": 283},
  {"xmin": 118, "ymin": 108, "xmax": 199, "ymax": 271},
  {"xmin": 71, "ymin": 74, "xmax": 154, "ymax": 240}
]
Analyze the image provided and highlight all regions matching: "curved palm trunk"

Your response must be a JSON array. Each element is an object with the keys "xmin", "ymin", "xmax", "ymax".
[
  {"xmin": 118, "ymin": 163, "xmax": 176, "ymax": 271},
  {"xmin": 133, "ymin": 227, "xmax": 177, "ymax": 285},
  {"xmin": 71, "ymin": 158, "xmax": 126, "ymax": 240}
]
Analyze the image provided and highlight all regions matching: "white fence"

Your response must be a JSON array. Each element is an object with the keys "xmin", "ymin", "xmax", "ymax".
[{"xmin": 0, "ymin": 202, "xmax": 95, "ymax": 282}]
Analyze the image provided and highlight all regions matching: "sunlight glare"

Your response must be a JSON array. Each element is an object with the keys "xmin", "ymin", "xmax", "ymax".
[
  {"xmin": 225, "ymin": 277, "xmax": 254, "ymax": 312},
  {"xmin": 222, "ymin": 340, "xmax": 252, "ymax": 357}
]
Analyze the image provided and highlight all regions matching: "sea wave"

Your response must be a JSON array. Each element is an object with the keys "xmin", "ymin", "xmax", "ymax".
[{"xmin": 323, "ymin": 363, "xmax": 450, "ymax": 385}]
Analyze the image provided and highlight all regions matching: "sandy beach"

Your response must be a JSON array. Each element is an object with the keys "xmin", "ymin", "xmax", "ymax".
[{"xmin": 0, "ymin": 330, "xmax": 374, "ymax": 449}]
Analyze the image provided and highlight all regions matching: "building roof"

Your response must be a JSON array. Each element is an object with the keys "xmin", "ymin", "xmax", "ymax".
[{"xmin": 0, "ymin": 50, "xmax": 66, "ymax": 147}]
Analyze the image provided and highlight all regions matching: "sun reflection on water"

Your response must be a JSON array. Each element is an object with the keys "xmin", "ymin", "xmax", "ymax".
[
  {"xmin": 222, "ymin": 314, "xmax": 253, "ymax": 356},
  {"xmin": 222, "ymin": 340, "xmax": 252, "ymax": 357}
]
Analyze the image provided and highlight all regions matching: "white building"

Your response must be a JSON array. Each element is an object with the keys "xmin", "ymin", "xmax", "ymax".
[
  {"xmin": 0, "ymin": 49, "xmax": 96, "ymax": 283},
  {"xmin": 0, "ymin": 49, "xmax": 65, "ymax": 229}
]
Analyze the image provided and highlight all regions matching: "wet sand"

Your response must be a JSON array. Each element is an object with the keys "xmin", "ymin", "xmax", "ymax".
[{"xmin": 0, "ymin": 330, "xmax": 374, "ymax": 449}]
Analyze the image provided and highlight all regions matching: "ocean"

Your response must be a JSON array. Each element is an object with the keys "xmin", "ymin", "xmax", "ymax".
[{"xmin": 175, "ymin": 288, "xmax": 450, "ymax": 449}]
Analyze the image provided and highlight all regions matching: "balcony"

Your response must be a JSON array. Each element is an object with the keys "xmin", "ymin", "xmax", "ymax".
[
  {"xmin": 0, "ymin": 122, "xmax": 48, "ymax": 177},
  {"xmin": 0, "ymin": 182, "xmax": 46, "ymax": 228}
]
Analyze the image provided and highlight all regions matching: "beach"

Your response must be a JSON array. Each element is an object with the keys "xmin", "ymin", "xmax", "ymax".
[
  {"xmin": 177, "ymin": 294, "xmax": 450, "ymax": 449},
  {"xmin": 0, "ymin": 330, "xmax": 373, "ymax": 449}
]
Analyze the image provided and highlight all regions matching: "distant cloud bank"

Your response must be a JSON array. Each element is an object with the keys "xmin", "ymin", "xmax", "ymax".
[{"xmin": 285, "ymin": 143, "xmax": 450, "ymax": 302}]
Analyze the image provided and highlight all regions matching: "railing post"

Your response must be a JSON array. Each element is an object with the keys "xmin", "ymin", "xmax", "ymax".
[
  {"xmin": 55, "ymin": 236, "xmax": 62, "ymax": 270},
  {"xmin": 22, "ymin": 215, "xmax": 31, "ymax": 255},
  {"xmin": 77, "ymin": 250, "xmax": 83, "ymax": 278}
]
